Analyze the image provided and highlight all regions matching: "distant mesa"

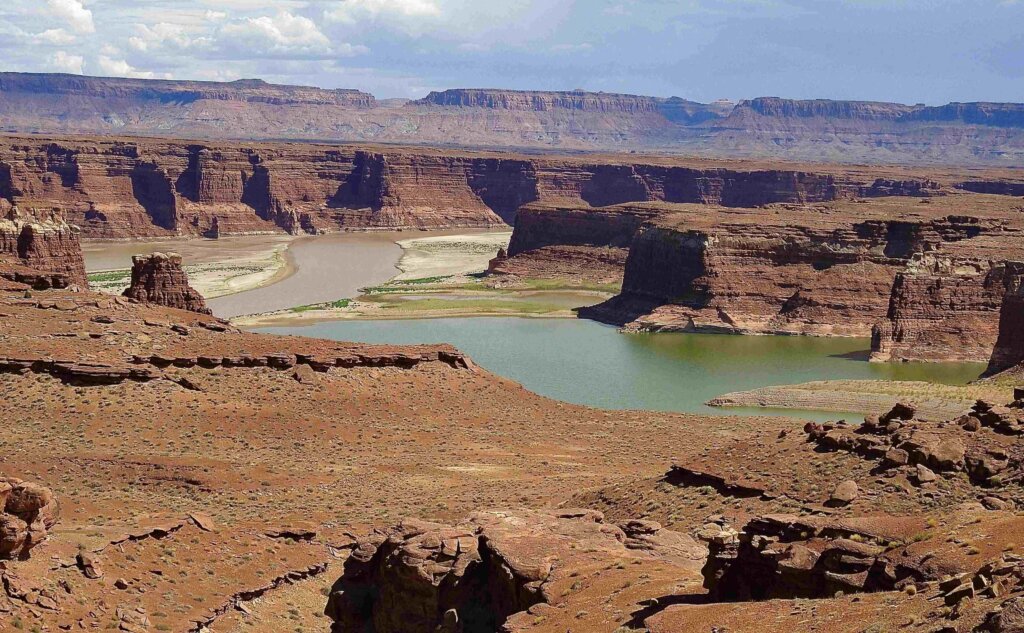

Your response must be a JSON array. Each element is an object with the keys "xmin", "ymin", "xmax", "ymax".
[{"xmin": 1, "ymin": 72, "xmax": 1023, "ymax": 165}]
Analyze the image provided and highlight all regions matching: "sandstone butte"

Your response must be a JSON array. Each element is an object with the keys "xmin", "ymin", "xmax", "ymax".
[
  {"xmin": 122, "ymin": 253, "xmax": 211, "ymax": 315},
  {"xmin": 6, "ymin": 131, "xmax": 1024, "ymax": 631},
  {"xmin": 3, "ymin": 73, "xmax": 1024, "ymax": 165}
]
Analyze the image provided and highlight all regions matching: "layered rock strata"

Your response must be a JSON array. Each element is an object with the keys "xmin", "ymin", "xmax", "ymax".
[
  {"xmin": 987, "ymin": 271, "xmax": 1024, "ymax": 376},
  {"xmin": 578, "ymin": 203, "xmax": 1020, "ymax": 337},
  {"xmin": 122, "ymin": 252, "xmax": 211, "ymax": 314},
  {"xmin": 4, "ymin": 74, "xmax": 1024, "ymax": 164},
  {"xmin": 0, "ymin": 205, "xmax": 86, "ymax": 287},
  {"xmin": 0, "ymin": 135, "xmax": 982, "ymax": 240},
  {"xmin": 700, "ymin": 513, "xmax": 943, "ymax": 601},
  {"xmin": 871, "ymin": 256, "xmax": 1024, "ymax": 363}
]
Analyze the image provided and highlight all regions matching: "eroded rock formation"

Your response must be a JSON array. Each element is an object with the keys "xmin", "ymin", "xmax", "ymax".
[
  {"xmin": 122, "ymin": 252, "xmax": 211, "ymax": 314},
  {"xmin": 988, "ymin": 271, "xmax": 1024, "ymax": 376},
  {"xmin": 3, "ymin": 135, "xmax": 1010, "ymax": 240},
  {"xmin": 325, "ymin": 509, "xmax": 702, "ymax": 633},
  {"xmin": 871, "ymin": 256, "xmax": 1024, "ymax": 363},
  {"xmin": 577, "ymin": 203, "xmax": 1021, "ymax": 337},
  {"xmin": 0, "ymin": 205, "xmax": 87, "ymax": 287},
  {"xmin": 1, "ymin": 477, "xmax": 59, "ymax": 559}
]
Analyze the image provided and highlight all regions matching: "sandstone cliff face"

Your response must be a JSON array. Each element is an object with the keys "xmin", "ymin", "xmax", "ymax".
[
  {"xmin": 601, "ymin": 220, "xmax": 901, "ymax": 336},
  {"xmin": 417, "ymin": 88, "xmax": 662, "ymax": 113},
  {"xmin": 122, "ymin": 253, "xmax": 211, "ymax": 314},
  {"xmin": 986, "ymin": 269, "xmax": 1024, "ymax": 376},
  {"xmin": 871, "ymin": 256, "xmax": 1024, "ymax": 363},
  {"xmin": 571, "ymin": 203, "xmax": 1022, "ymax": 338},
  {"xmin": 0, "ymin": 74, "xmax": 376, "ymax": 107},
  {"xmin": 1, "ymin": 136, "xmax": 960, "ymax": 240},
  {"xmin": 0, "ymin": 139, "xmax": 521, "ymax": 237},
  {"xmin": 0, "ymin": 205, "xmax": 87, "ymax": 287},
  {"xmin": 958, "ymin": 181, "xmax": 1024, "ymax": 196}
]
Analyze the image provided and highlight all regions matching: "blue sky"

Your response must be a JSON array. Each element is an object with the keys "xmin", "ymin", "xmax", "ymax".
[{"xmin": 0, "ymin": 0, "xmax": 1021, "ymax": 103}]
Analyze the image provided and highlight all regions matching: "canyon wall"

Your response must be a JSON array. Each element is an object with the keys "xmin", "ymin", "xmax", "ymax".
[
  {"xmin": 3, "ymin": 74, "xmax": 1024, "ymax": 165},
  {"xmin": 870, "ymin": 256, "xmax": 1024, "ymax": 363},
  {"xmin": 0, "ymin": 138, "xmax": 524, "ymax": 238},
  {"xmin": 986, "ymin": 270, "xmax": 1024, "ymax": 376},
  {"xmin": 0, "ymin": 135, "xmax": 965, "ymax": 240},
  {"xmin": 547, "ymin": 198, "xmax": 1024, "ymax": 341}
]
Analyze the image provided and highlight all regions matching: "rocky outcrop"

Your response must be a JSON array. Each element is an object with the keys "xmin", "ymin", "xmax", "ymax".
[
  {"xmin": 325, "ymin": 509, "xmax": 701, "ymax": 633},
  {"xmin": 0, "ymin": 205, "xmax": 87, "ymax": 287},
  {"xmin": 572, "ymin": 204, "xmax": 1024, "ymax": 338},
  {"xmin": 0, "ymin": 73, "xmax": 376, "ymax": 107},
  {"xmin": 871, "ymin": 256, "xmax": 1024, "ymax": 363},
  {"xmin": 700, "ymin": 513, "xmax": 937, "ymax": 601},
  {"xmin": 805, "ymin": 400, "xmax": 1021, "ymax": 485},
  {"xmin": 958, "ymin": 181, "xmax": 1024, "ymax": 196},
  {"xmin": 987, "ymin": 271, "xmax": 1024, "ymax": 376},
  {"xmin": 122, "ymin": 253, "xmax": 211, "ymax": 314},
  {"xmin": 1, "ymin": 477, "xmax": 59, "ymax": 559}
]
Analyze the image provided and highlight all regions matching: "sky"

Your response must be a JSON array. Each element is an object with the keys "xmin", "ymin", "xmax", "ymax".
[{"xmin": 0, "ymin": 0, "xmax": 1021, "ymax": 104}]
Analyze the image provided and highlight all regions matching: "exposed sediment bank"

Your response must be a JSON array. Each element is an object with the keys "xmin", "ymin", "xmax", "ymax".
[{"xmin": 708, "ymin": 378, "xmax": 1003, "ymax": 419}]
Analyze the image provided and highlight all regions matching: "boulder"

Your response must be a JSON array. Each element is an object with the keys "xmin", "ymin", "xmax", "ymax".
[
  {"xmin": 0, "ymin": 477, "xmax": 59, "ymax": 559},
  {"xmin": 829, "ymin": 480, "xmax": 859, "ymax": 506}
]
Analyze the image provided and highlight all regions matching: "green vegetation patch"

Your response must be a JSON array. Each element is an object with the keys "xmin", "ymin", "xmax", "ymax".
[
  {"xmin": 290, "ymin": 298, "xmax": 352, "ymax": 313},
  {"xmin": 87, "ymin": 270, "xmax": 131, "ymax": 283}
]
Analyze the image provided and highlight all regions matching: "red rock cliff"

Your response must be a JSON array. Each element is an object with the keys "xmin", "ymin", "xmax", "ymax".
[
  {"xmin": 579, "ymin": 204, "xmax": 1020, "ymax": 338},
  {"xmin": 871, "ymin": 256, "xmax": 1024, "ymax": 363},
  {"xmin": 122, "ymin": 253, "xmax": 211, "ymax": 314},
  {"xmin": 1, "ymin": 136, "xmax": 951, "ymax": 240},
  {"xmin": 986, "ymin": 267, "xmax": 1024, "ymax": 376},
  {"xmin": 0, "ymin": 205, "xmax": 87, "ymax": 287}
]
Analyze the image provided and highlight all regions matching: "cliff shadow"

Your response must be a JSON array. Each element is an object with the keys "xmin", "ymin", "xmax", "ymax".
[{"xmin": 130, "ymin": 161, "xmax": 177, "ymax": 230}]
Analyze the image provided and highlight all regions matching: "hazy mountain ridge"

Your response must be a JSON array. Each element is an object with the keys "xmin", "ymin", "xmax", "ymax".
[{"xmin": 1, "ymin": 73, "xmax": 1023, "ymax": 166}]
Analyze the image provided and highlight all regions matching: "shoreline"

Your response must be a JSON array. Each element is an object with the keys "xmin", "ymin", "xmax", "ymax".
[
  {"xmin": 83, "ymin": 234, "xmax": 298, "ymax": 299},
  {"xmin": 232, "ymin": 300, "xmax": 594, "ymax": 328},
  {"xmin": 226, "ymin": 229, "xmax": 617, "ymax": 326},
  {"xmin": 707, "ymin": 378, "xmax": 1005, "ymax": 420}
]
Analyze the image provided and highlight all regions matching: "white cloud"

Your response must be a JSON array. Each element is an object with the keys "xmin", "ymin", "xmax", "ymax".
[
  {"xmin": 205, "ymin": 10, "xmax": 229, "ymax": 21},
  {"xmin": 48, "ymin": 50, "xmax": 84, "ymax": 74},
  {"xmin": 219, "ymin": 11, "xmax": 334, "ymax": 56},
  {"xmin": 94, "ymin": 55, "xmax": 169, "ymax": 80},
  {"xmin": 129, "ymin": 22, "xmax": 212, "ymax": 53},
  {"xmin": 34, "ymin": 28, "xmax": 76, "ymax": 45},
  {"xmin": 325, "ymin": 0, "xmax": 441, "ymax": 24},
  {"xmin": 47, "ymin": 0, "xmax": 95, "ymax": 34}
]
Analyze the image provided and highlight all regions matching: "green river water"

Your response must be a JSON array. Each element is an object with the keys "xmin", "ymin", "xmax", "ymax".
[{"xmin": 254, "ymin": 318, "xmax": 986, "ymax": 422}]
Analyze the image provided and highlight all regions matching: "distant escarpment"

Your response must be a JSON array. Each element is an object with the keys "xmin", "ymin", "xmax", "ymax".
[
  {"xmin": 4, "ymin": 73, "xmax": 1024, "ymax": 165},
  {"xmin": 3, "ymin": 135, "xmax": 995, "ymax": 240},
  {"xmin": 0, "ymin": 205, "xmax": 87, "ymax": 287},
  {"xmin": 871, "ymin": 256, "xmax": 1024, "ymax": 363}
]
